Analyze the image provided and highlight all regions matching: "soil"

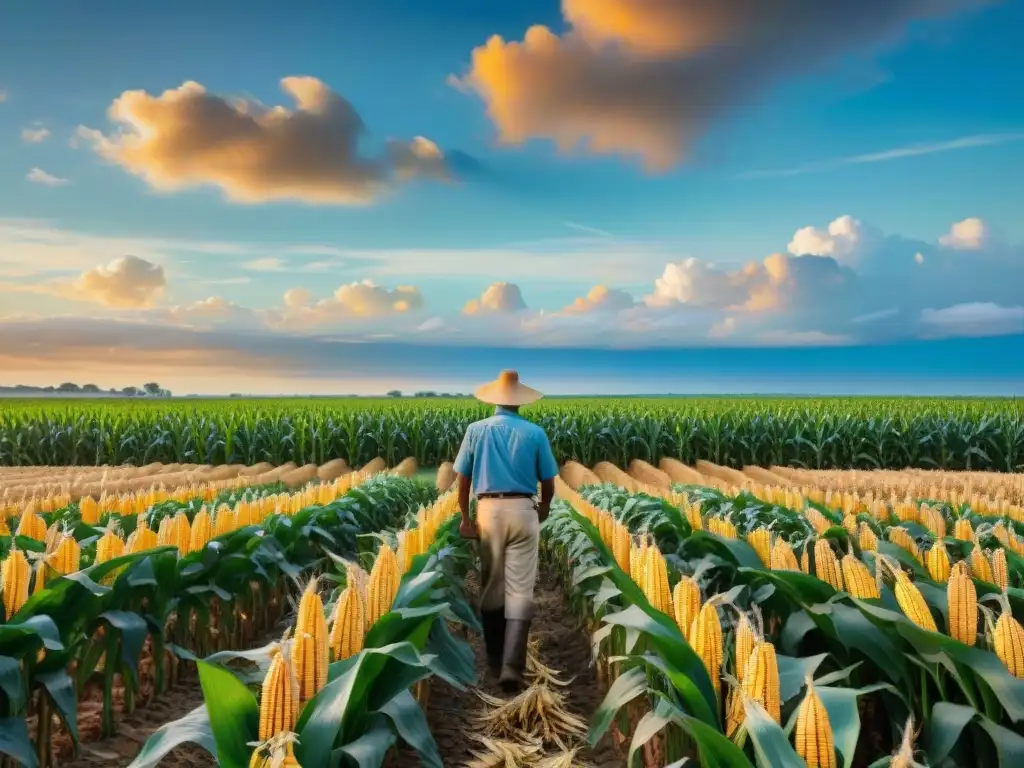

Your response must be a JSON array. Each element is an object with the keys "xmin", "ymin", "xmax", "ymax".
[{"xmin": 423, "ymin": 566, "xmax": 622, "ymax": 767}]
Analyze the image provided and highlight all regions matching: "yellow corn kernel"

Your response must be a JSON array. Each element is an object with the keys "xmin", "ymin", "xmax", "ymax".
[
  {"xmin": 259, "ymin": 641, "xmax": 299, "ymax": 741},
  {"xmin": 96, "ymin": 528, "xmax": 125, "ymax": 564},
  {"xmin": 805, "ymin": 508, "xmax": 831, "ymax": 535},
  {"xmin": 329, "ymin": 585, "xmax": 364, "ymax": 661},
  {"xmin": 925, "ymin": 544, "xmax": 951, "ymax": 583},
  {"xmin": 16, "ymin": 510, "xmax": 47, "ymax": 541},
  {"xmin": 612, "ymin": 521, "xmax": 631, "ymax": 575},
  {"xmin": 813, "ymin": 539, "xmax": 844, "ymax": 591},
  {"xmin": 742, "ymin": 641, "xmax": 781, "ymax": 725},
  {"xmin": 190, "ymin": 506, "xmax": 212, "ymax": 551},
  {"xmin": 947, "ymin": 567, "xmax": 977, "ymax": 646},
  {"xmin": 969, "ymin": 548, "xmax": 994, "ymax": 583},
  {"xmin": 747, "ymin": 528, "xmax": 771, "ymax": 567},
  {"xmin": 80, "ymin": 496, "xmax": 99, "ymax": 525},
  {"xmin": 888, "ymin": 528, "xmax": 922, "ymax": 563},
  {"xmin": 841, "ymin": 552, "xmax": 879, "ymax": 599},
  {"xmin": 953, "ymin": 518, "xmax": 974, "ymax": 541},
  {"xmin": 1, "ymin": 548, "xmax": 31, "ymax": 618},
  {"xmin": 734, "ymin": 613, "xmax": 756, "ymax": 682},
  {"xmin": 292, "ymin": 580, "xmax": 329, "ymax": 704},
  {"xmin": 794, "ymin": 676, "xmax": 836, "ymax": 768},
  {"xmin": 642, "ymin": 546, "xmax": 672, "ymax": 616},
  {"xmin": 672, "ymin": 577, "xmax": 701, "ymax": 638},
  {"xmin": 770, "ymin": 538, "xmax": 800, "ymax": 571},
  {"xmin": 366, "ymin": 544, "xmax": 400, "ymax": 627},
  {"xmin": 992, "ymin": 591, "xmax": 1024, "ymax": 678},
  {"xmin": 888, "ymin": 562, "xmax": 938, "ymax": 632},
  {"xmin": 992, "ymin": 548, "xmax": 1009, "ymax": 591},
  {"xmin": 51, "ymin": 535, "xmax": 80, "ymax": 574},
  {"xmin": 858, "ymin": 522, "xmax": 878, "ymax": 552},
  {"xmin": 689, "ymin": 600, "xmax": 723, "ymax": 694}
]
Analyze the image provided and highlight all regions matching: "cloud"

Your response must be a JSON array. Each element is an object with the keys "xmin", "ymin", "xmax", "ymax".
[
  {"xmin": 22, "ymin": 125, "xmax": 50, "ymax": 144},
  {"xmin": 561, "ymin": 284, "xmax": 634, "ymax": 314},
  {"xmin": 787, "ymin": 215, "xmax": 869, "ymax": 265},
  {"xmin": 919, "ymin": 302, "xmax": 1024, "ymax": 338},
  {"xmin": 163, "ymin": 296, "xmax": 255, "ymax": 327},
  {"xmin": 76, "ymin": 77, "xmax": 465, "ymax": 205},
  {"xmin": 27, "ymin": 168, "xmax": 69, "ymax": 187},
  {"xmin": 68, "ymin": 255, "xmax": 167, "ymax": 308},
  {"xmin": 463, "ymin": 282, "xmax": 528, "ymax": 315},
  {"xmin": 742, "ymin": 131, "xmax": 1024, "ymax": 178},
  {"xmin": 939, "ymin": 217, "xmax": 988, "ymax": 250},
  {"xmin": 244, "ymin": 257, "xmax": 287, "ymax": 272},
  {"xmin": 454, "ymin": 0, "xmax": 983, "ymax": 169},
  {"xmin": 266, "ymin": 280, "xmax": 424, "ymax": 328}
]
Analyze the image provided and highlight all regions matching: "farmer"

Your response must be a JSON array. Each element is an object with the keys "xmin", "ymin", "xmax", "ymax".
[{"xmin": 454, "ymin": 370, "xmax": 559, "ymax": 692}]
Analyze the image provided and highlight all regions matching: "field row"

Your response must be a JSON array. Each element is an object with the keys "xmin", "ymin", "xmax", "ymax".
[{"xmin": 1, "ymin": 396, "xmax": 1022, "ymax": 470}]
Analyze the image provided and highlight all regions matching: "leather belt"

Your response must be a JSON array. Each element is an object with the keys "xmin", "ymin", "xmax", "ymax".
[{"xmin": 477, "ymin": 492, "xmax": 533, "ymax": 499}]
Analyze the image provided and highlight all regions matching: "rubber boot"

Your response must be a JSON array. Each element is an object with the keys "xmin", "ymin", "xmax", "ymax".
[
  {"xmin": 480, "ymin": 609, "xmax": 506, "ymax": 676},
  {"xmin": 499, "ymin": 618, "xmax": 531, "ymax": 693}
]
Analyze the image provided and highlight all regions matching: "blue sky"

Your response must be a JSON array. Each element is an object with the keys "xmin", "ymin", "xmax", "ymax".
[{"xmin": 0, "ymin": 0, "xmax": 1022, "ymax": 394}]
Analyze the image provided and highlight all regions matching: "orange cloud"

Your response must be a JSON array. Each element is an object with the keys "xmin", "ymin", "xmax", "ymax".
[
  {"xmin": 463, "ymin": 282, "xmax": 527, "ymax": 315},
  {"xmin": 561, "ymin": 284, "xmax": 634, "ymax": 314},
  {"xmin": 455, "ymin": 1, "xmax": 981, "ymax": 169},
  {"xmin": 266, "ymin": 280, "xmax": 424, "ymax": 328},
  {"xmin": 70, "ymin": 255, "xmax": 166, "ymax": 308},
  {"xmin": 77, "ymin": 77, "xmax": 457, "ymax": 205}
]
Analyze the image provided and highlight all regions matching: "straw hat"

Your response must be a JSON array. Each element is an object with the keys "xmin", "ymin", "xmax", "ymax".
[{"xmin": 473, "ymin": 370, "xmax": 543, "ymax": 407}]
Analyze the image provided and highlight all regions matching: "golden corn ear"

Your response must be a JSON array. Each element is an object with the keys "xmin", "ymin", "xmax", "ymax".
[
  {"xmin": 841, "ymin": 514, "xmax": 858, "ymax": 536},
  {"xmin": 642, "ymin": 546, "xmax": 672, "ymax": 616},
  {"xmin": 969, "ymin": 548, "xmax": 994, "ymax": 583},
  {"xmin": 992, "ymin": 592, "xmax": 1024, "ymax": 678},
  {"xmin": 366, "ymin": 544, "xmax": 400, "ymax": 627},
  {"xmin": 805, "ymin": 508, "xmax": 831, "ymax": 535},
  {"xmin": 891, "ymin": 567, "xmax": 938, "ymax": 632},
  {"xmin": 734, "ymin": 614, "xmax": 756, "ymax": 682},
  {"xmin": 841, "ymin": 553, "xmax": 879, "ymax": 599},
  {"xmin": 770, "ymin": 538, "xmax": 800, "ymax": 571},
  {"xmin": 950, "ymin": 560, "xmax": 970, "ymax": 580},
  {"xmin": 1, "ymin": 547, "xmax": 30, "ymax": 619},
  {"xmin": 800, "ymin": 545, "xmax": 810, "ymax": 574},
  {"xmin": 888, "ymin": 528, "xmax": 921, "ymax": 562},
  {"xmin": 794, "ymin": 677, "xmax": 837, "ymax": 768},
  {"xmin": 51, "ymin": 535, "xmax": 80, "ymax": 574},
  {"xmin": 742, "ymin": 641, "xmax": 781, "ymax": 725},
  {"xmin": 292, "ymin": 579, "xmax": 329, "ymax": 704},
  {"xmin": 925, "ymin": 544, "xmax": 951, "ymax": 583},
  {"xmin": 953, "ymin": 518, "xmax": 974, "ymax": 541},
  {"xmin": 672, "ymin": 577, "xmax": 701, "ymax": 638},
  {"xmin": 858, "ymin": 522, "xmax": 878, "ymax": 552},
  {"xmin": 329, "ymin": 585, "xmax": 364, "ymax": 661},
  {"xmin": 96, "ymin": 529, "xmax": 124, "ymax": 564},
  {"xmin": 190, "ymin": 506, "xmax": 212, "ymax": 551},
  {"xmin": 259, "ymin": 644, "xmax": 300, "ymax": 741},
  {"xmin": 689, "ymin": 601, "xmax": 723, "ymax": 693},
  {"xmin": 612, "ymin": 521, "xmax": 631, "ymax": 574},
  {"xmin": 630, "ymin": 537, "xmax": 648, "ymax": 584},
  {"xmin": 747, "ymin": 528, "xmax": 771, "ymax": 566},
  {"xmin": 947, "ymin": 567, "xmax": 977, "ymax": 646},
  {"xmin": 16, "ymin": 511, "xmax": 47, "ymax": 541},
  {"xmin": 79, "ymin": 496, "xmax": 99, "ymax": 525},
  {"xmin": 992, "ymin": 548, "xmax": 1009, "ymax": 591},
  {"xmin": 814, "ymin": 540, "xmax": 844, "ymax": 591}
]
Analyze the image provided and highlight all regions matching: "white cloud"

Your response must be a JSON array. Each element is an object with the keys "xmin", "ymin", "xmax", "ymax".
[
  {"xmin": 708, "ymin": 316, "xmax": 738, "ymax": 339},
  {"xmin": 69, "ymin": 256, "xmax": 167, "ymax": 308},
  {"xmin": 27, "ymin": 168, "xmax": 69, "ymax": 187},
  {"xmin": 939, "ymin": 217, "xmax": 988, "ymax": 250},
  {"xmin": 21, "ymin": 126, "xmax": 50, "ymax": 144},
  {"xmin": 266, "ymin": 280, "xmax": 424, "ymax": 329},
  {"xmin": 463, "ymin": 282, "xmax": 527, "ymax": 315},
  {"xmin": 560, "ymin": 285, "xmax": 634, "ymax": 314},
  {"xmin": 919, "ymin": 302, "xmax": 1024, "ymax": 338},
  {"xmin": 163, "ymin": 296, "xmax": 255, "ymax": 327},
  {"xmin": 787, "ymin": 215, "xmax": 865, "ymax": 264}
]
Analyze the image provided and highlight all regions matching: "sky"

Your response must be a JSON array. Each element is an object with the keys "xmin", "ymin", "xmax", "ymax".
[{"xmin": 0, "ymin": 0, "xmax": 1022, "ymax": 396}]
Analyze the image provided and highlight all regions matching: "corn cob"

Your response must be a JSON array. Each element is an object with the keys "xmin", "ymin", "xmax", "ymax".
[
  {"xmin": 742, "ymin": 641, "xmax": 781, "ymax": 725},
  {"xmin": 800, "ymin": 545, "xmax": 810, "ymax": 574},
  {"xmin": 858, "ymin": 521, "xmax": 878, "ymax": 552},
  {"xmin": 947, "ymin": 566, "xmax": 977, "ymax": 646},
  {"xmin": 292, "ymin": 579, "xmax": 329, "ymax": 704},
  {"xmin": 770, "ymin": 538, "xmax": 800, "ymax": 571},
  {"xmin": 794, "ymin": 676, "xmax": 836, "ymax": 768},
  {"xmin": 612, "ymin": 521, "xmax": 631, "ymax": 574},
  {"xmin": 888, "ymin": 528, "xmax": 922, "ymax": 562},
  {"xmin": 747, "ymin": 528, "xmax": 771, "ymax": 566},
  {"xmin": 969, "ymin": 547, "xmax": 994, "ymax": 583},
  {"xmin": 992, "ymin": 548, "xmax": 1009, "ymax": 591},
  {"xmin": 672, "ymin": 577, "xmax": 701, "ymax": 637},
  {"xmin": 841, "ymin": 550, "xmax": 879, "ymax": 599},
  {"xmin": 51, "ymin": 534, "xmax": 80, "ymax": 574},
  {"xmin": 953, "ymin": 518, "xmax": 974, "ymax": 541},
  {"xmin": 366, "ymin": 544, "xmax": 400, "ymax": 627},
  {"xmin": 991, "ymin": 590, "xmax": 1024, "ymax": 678},
  {"xmin": 884, "ymin": 559, "xmax": 938, "ymax": 632},
  {"xmin": 329, "ymin": 585, "xmax": 364, "ymax": 661},
  {"xmin": 814, "ymin": 539, "xmax": 844, "ymax": 591},
  {"xmin": 629, "ymin": 536, "xmax": 648, "ymax": 583},
  {"xmin": 1, "ymin": 547, "xmax": 31, "ymax": 618},
  {"xmin": 841, "ymin": 514, "xmax": 858, "ymax": 536},
  {"xmin": 44, "ymin": 522, "xmax": 62, "ymax": 553},
  {"xmin": 190, "ymin": 506, "xmax": 212, "ymax": 551},
  {"xmin": 259, "ymin": 637, "xmax": 300, "ymax": 741},
  {"xmin": 16, "ymin": 510, "xmax": 47, "ymax": 541},
  {"xmin": 805, "ymin": 508, "xmax": 831, "ymax": 535},
  {"xmin": 925, "ymin": 543, "xmax": 951, "ymax": 583},
  {"xmin": 80, "ymin": 495, "xmax": 100, "ymax": 525},
  {"xmin": 126, "ymin": 520, "xmax": 158, "ymax": 553},
  {"xmin": 96, "ymin": 527, "xmax": 125, "ymax": 563},
  {"xmin": 642, "ymin": 545, "xmax": 672, "ymax": 616},
  {"xmin": 734, "ymin": 613, "xmax": 756, "ymax": 682},
  {"xmin": 689, "ymin": 599, "xmax": 723, "ymax": 694}
]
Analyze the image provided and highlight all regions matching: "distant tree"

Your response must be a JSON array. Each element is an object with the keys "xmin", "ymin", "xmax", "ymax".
[
  {"xmin": 108, "ymin": 388, "xmax": 118, "ymax": 393},
  {"xmin": 43, "ymin": 386, "xmax": 55, "ymax": 392},
  {"xmin": 81, "ymin": 384, "xmax": 101, "ymax": 393},
  {"xmin": 160, "ymin": 388, "xmax": 172, "ymax": 397},
  {"xmin": 57, "ymin": 382, "xmax": 80, "ymax": 392},
  {"xmin": 122, "ymin": 386, "xmax": 141, "ymax": 396},
  {"xmin": 386, "ymin": 390, "xmax": 402, "ymax": 398},
  {"xmin": 142, "ymin": 382, "xmax": 162, "ymax": 395}
]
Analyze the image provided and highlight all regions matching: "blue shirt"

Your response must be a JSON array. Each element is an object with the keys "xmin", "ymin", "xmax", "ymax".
[{"xmin": 453, "ymin": 406, "xmax": 559, "ymax": 495}]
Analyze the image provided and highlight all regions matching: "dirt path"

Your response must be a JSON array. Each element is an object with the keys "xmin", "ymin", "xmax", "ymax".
[{"xmin": 425, "ymin": 566, "xmax": 621, "ymax": 767}]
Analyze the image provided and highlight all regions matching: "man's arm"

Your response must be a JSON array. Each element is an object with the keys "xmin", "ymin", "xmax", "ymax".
[
  {"xmin": 536, "ymin": 431, "xmax": 559, "ymax": 522},
  {"xmin": 453, "ymin": 428, "xmax": 477, "ymax": 538},
  {"xmin": 458, "ymin": 472, "xmax": 472, "ymax": 524}
]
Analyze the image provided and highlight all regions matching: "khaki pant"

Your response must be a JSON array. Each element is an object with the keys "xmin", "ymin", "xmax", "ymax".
[{"xmin": 477, "ymin": 497, "xmax": 539, "ymax": 620}]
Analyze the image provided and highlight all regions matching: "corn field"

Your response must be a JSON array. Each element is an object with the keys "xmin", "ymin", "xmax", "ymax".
[{"xmin": 1, "ymin": 397, "xmax": 1021, "ymax": 471}]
